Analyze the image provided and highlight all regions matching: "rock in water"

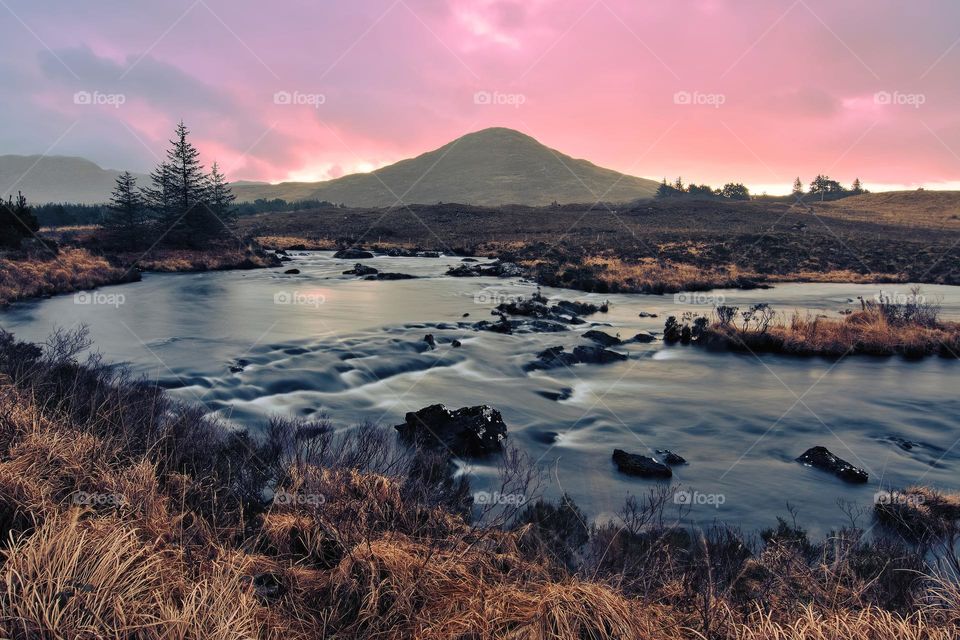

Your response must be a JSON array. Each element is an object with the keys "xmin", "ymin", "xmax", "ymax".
[
  {"xmin": 583, "ymin": 329, "xmax": 621, "ymax": 346},
  {"xmin": 657, "ymin": 449, "xmax": 687, "ymax": 465},
  {"xmin": 612, "ymin": 449, "xmax": 672, "ymax": 478},
  {"xmin": 796, "ymin": 446, "xmax": 868, "ymax": 483},
  {"xmin": 343, "ymin": 263, "xmax": 378, "ymax": 276},
  {"xmin": 629, "ymin": 332, "xmax": 657, "ymax": 343},
  {"xmin": 283, "ymin": 268, "xmax": 300, "ymax": 274},
  {"xmin": 423, "ymin": 334, "xmax": 437, "ymax": 350},
  {"xmin": 333, "ymin": 248, "xmax": 374, "ymax": 259},
  {"xmin": 395, "ymin": 404, "xmax": 508, "ymax": 457}
]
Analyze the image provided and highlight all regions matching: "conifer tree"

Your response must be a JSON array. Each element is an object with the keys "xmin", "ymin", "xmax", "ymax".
[{"xmin": 104, "ymin": 172, "xmax": 146, "ymax": 245}]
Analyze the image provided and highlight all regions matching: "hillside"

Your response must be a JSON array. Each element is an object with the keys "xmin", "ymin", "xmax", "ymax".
[
  {"xmin": 815, "ymin": 190, "xmax": 960, "ymax": 229},
  {"xmin": 231, "ymin": 127, "xmax": 660, "ymax": 206},
  {"xmin": 0, "ymin": 155, "xmax": 147, "ymax": 204}
]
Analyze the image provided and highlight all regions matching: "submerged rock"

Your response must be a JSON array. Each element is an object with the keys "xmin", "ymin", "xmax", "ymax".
[
  {"xmin": 583, "ymin": 329, "xmax": 621, "ymax": 346},
  {"xmin": 334, "ymin": 248, "xmax": 375, "ymax": 260},
  {"xmin": 395, "ymin": 404, "xmax": 508, "ymax": 457},
  {"xmin": 423, "ymin": 334, "xmax": 437, "ymax": 350},
  {"xmin": 628, "ymin": 331, "xmax": 657, "ymax": 343},
  {"xmin": 555, "ymin": 300, "xmax": 602, "ymax": 316},
  {"xmin": 657, "ymin": 449, "xmax": 687, "ymax": 465},
  {"xmin": 451, "ymin": 339, "xmax": 462, "ymax": 348},
  {"xmin": 796, "ymin": 446, "xmax": 868, "ymax": 483},
  {"xmin": 364, "ymin": 272, "xmax": 417, "ymax": 280},
  {"xmin": 612, "ymin": 449, "xmax": 672, "ymax": 478},
  {"xmin": 343, "ymin": 263, "xmax": 378, "ymax": 276},
  {"xmin": 283, "ymin": 268, "xmax": 301, "ymax": 275},
  {"xmin": 528, "ymin": 345, "xmax": 627, "ymax": 370}
]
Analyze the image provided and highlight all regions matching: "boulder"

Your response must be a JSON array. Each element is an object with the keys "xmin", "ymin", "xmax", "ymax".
[
  {"xmin": 571, "ymin": 345, "xmax": 628, "ymax": 365},
  {"xmin": 334, "ymin": 248, "xmax": 375, "ymax": 260},
  {"xmin": 395, "ymin": 404, "xmax": 508, "ymax": 457},
  {"xmin": 628, "ymin": 332, "xmax": 657, "ymax": 344},
  {"xmin": 583, "ymin": 329, "xmax": 621, "ymax": 346},
  {"xmin": 423, "ymin": 334, "xmax": 437, "ymax": 350},
  {"xmin": 451, "ymin": 339, "xmax": 462, "ymax": 348},
  {"xmin": 283, "ymin": 268, "xmax": 301, "ymax": 275},
  {"xmin": 795, "ymin": 446, "xmax": 868, "ymax": 483},
  {"xmin": 364, "ymin": 272, "xmax": 417, "ymax": 280},
  {"xmin": 555, "ymin": 300, "xmax": 601, "ymax": 316},
  {"xmin": 343, "ymin": 263, "xmax": 378, "ymax": 276},
  {"xmin": 612, "ymin": 449, "xmax": 672, "ymax": 478}
]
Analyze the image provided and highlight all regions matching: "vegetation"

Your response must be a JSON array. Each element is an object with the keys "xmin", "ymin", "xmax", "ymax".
[
  {"xmin": 0, "ymin": 192, "xmax": 39, "ymax": 248},
  {"xmin": 0, "ymin": 328, "xmax": 958, "ymax": 638},
  {"xmin": 0, "ymin": 247, "xmax": 139, "ymax": 305},
  {"xmin": 655, "ymin": 177, "xmax": 751, "ymax": 201},
  {"xmin": 665, "ymin": 289, "xmax": 960, "ymax": 358}
]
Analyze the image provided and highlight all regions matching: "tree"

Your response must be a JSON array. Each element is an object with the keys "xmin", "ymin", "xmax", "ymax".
[
  {"xmin": 142, "ymin": 161, "xmax": 175, "ymax": 231},
  {"xmin": 851, "ymin": 178, "xmax": 864, "ymax": 194},
  {"xmin": 687, "ymin": 183, "xmax": 714, "ymax": 197},
  {"xmin": 673, "ymin": 176, "xmax": 685, "ymax": 192},
  {"xmin": 104, "ymin": 171, "xmax": 146, "ymax": 245},
  {"xmin": 808, "ymin": 174, "xmax": 845, "ymax": 198},
  {"xmin": 792, "ymin": 177, "xmax": 803, "ymax": 196},
  {"xmin": 720, "ymin": 183, "xmax": 751, "ymax": 201},
  {"xmin": 206, "ymin": 162, "xmax": 237, "ymax": 226},
  {"xmin": 0, "ymin": 191, "xmax": 39, "ymax": 248},
  {"xmin": 656, "ymin": 178, "xmax": 682, "ymax": 199}
]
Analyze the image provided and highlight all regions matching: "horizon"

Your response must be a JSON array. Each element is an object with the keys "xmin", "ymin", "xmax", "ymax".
[{"xmin": 2, "ymin": 1, "xmax": 960, "ymax": 196}]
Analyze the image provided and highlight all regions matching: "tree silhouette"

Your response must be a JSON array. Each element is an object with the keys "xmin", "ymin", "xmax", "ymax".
[
  {"xmin": 0, "ymin": 192, "xmax": 39, "ymax": 249},
  {"xmin": 104, "ymin": 172, "xmax": 146, "ymax": 245}
]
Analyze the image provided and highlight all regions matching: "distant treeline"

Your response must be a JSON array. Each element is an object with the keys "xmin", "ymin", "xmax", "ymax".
[
  {"xmin": 656, "ymin": 174, "xmax": 867, "ymax": 201},
  {"xmin": 33, "ymin": 197, "xmax": 339, "ymax": 228}
]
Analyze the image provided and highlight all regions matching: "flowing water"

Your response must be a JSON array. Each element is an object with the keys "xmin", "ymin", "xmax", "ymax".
[{"xmin": 3, "ymin": 251, "xmax": 959, "ymax": 536}]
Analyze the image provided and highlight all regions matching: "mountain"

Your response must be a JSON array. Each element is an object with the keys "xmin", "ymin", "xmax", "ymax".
[
  {"xmin": 0, "ymin": 155, "xmax": 148, "ymax": 205},
  {"xmin": 231, "ymin": 128, "xmax": 660, "ymax": 206},
  {"xmin": 2, "ymin": 128, "xmax": 660, "ymax": 206}
]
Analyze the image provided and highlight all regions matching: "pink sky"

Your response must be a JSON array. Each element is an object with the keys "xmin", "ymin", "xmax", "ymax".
[{"xmin": 3, "ymin": 0, "xmax": 960, "ymax": 194}]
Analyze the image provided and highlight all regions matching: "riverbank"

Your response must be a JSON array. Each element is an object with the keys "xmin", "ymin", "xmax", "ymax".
[
  {"xmin": 0, "ymin": 240, "xmax": 281, "ymax": 305},
  {"xmin": 0, "ymin": 328, "xmax": 958, "ymax": 639}
]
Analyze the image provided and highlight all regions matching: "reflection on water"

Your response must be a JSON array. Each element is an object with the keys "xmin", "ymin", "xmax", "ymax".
[{"xmin": 3, "ymin": 251, "xmax": 959, "ymax": 535}]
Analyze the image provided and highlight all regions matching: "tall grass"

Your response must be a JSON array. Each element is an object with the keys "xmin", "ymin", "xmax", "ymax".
[
  {"xmin": 0, "ymin": 247, "xmax": 138, "ymax": 305},
  {"xmin": 0, "ymin": 329, "xmax": 957, "ymax": 638}
]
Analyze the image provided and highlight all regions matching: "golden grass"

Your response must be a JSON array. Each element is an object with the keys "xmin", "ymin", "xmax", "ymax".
[
  {"xmin": 0, "ymin": 248, "xmax": 134, "ymax": 305},
  {"xmin": 254, "ymin": 235, "xmax": 337, "ymax": 250},
  {"xmin": 577, "ymin": 256, "xmax": 755, "ymax": 292},
  {"xmin": 729, "ymin": 606, "xmax": 955, "ymax": 640},
  {"xmin": 119, "ymin": 247, "xmax": 275, "ymax": 272}
]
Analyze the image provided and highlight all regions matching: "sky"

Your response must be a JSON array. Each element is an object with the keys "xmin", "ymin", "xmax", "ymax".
[{"xmin": 1, "ymin": 0, "xmax": 959, "ymax": 195}]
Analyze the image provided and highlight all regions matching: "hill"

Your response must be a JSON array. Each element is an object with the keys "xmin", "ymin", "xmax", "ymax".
[
  {"xmin": 231, "ymin": 127, "xmax": 660, "ymax": 206},
  {"xmin": 0, "ymin": 155, "xmax": 148, "ymax": 205},
  {"xmin": 815, "ymin": 190, "xmax": 960, "ymax": 229}
]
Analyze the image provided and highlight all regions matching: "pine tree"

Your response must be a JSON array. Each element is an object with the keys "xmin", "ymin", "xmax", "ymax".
[
  {"xmin": 792, "ymin": 177, "xmax": 803, "ymax": 195},
  {"xmin": 142, "ymin": 161, "xmax": 175, "ymax": 233},
  {"xmin": 104, "ymin": 172, "xmax": 146, "ymax": 245},
  {"xmin": 0, "ymin": 191, "xmax": 39, "ymax": 248},
  {"xmin": 207, "ymin": 162, "xmax": 237, "ymax": 227},
  {"xmin": 851, "ymin": 178, "xmax": 863, "ymax": 194}
]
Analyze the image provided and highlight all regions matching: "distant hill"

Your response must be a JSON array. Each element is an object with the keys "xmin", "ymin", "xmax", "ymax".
[
  {"xmin": 231, "ymin": 128, "xmax": 660, "ymax": 206},
  {"xmin": 815, "ymin": 191, "xmax": 960, "ymax": 230},
  {"xmin": 0, "ymin": 155, "xmax": 148, "ymax": 205}
]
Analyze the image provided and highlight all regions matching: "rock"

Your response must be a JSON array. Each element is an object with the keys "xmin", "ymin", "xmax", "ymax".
[
  {"xmin": 583, "ymin": 329, "xmax": 621, "ymax": 346},
  {"xmin": 528, "ymin": 345, "xmax": 627, "ymax": 370},
  {"xmin": 461, "ymin": 257, "xmax": 479, "ymax": 262},
  {"xmin": 343, "ymin": 263, "xmax": 378, "ymax": 276},
  {"xmin": 612, "ymin": 449, "xmax": 672, "ymax": 478},
  {"xmin": 555, "ymin": 300, "xmax": 601, "ymax": 316},
  {"xmin": 395, "ymin": 404, "xmax": 508, "ymax": 457},
  {"xmin": 417, "ymin": 251, "xmax": 440, "ymax": 258},
  {"xmin": 229, "ymin": 358, "xmax": 249, "ymax": 373},
  {"xmin": 279, "ymin": 255, "xmax": 293, "ymax": 262},
  {"xmin": 451, "ymin": 339, "xmax": 462, "ymax": 348},
  {"xmin": 628, "ymin": 332, "xmax": 657, "ymax": 343},
  {"xmin": 638, "ymin": 311, "xmax": 658, "ymax": 318},
  {"xmin": 275, "ymin": 249, "xmax": 289, "ymax": 256},
  {"xmin": 283, "ymin": 268, "xmax": 301, "ymax": 275},
  {"xmin": 333, "ymin": 248, "xmax": 374, "ymax": 260},
  {"xmin": 364, "ymin": 272, "xmax": 417, "ymax": 280},
  {"xmin": 462, "ymin": 312, "xmax": 470, "ymax": 317},
  {"xmin": 446, "ymin": 261, "xmax": 524, "ymax": 278},
  {"xmin": 657, "ymin": 449, "xmax": 687, "ymax": 465},
  {"xmin": 423, "ymin": 334, "xmax": 437, "ymax": 350},
  {"xmin": 523, "ymin": 319, "xmax": 569, "ymax": 333},
  {"xmin": 795, "ymin": 446, "xmax": 868, "ymax": 483}
]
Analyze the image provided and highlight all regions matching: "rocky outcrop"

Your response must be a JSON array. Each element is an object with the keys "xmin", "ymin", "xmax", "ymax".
[
  {"xmin": 796, "ymin": 446, "xmax": 868, "ymax": 483},
  {"xmin": 395, "ymin": 404, "xmax": 508, "ymax": 457},
  {"xmin": 334, "ymin": 248, "xmax": 375, "ymax": 260},
  {"xmin": 583, "ymin": 329, "xmax": 621, "ymax": 346},
  {"xmin": 612, "ymin": 449, "xmax": 672, "ymax": 478},
  {"xmin": 528, "ymin": 345, "xmax": 628, "ymax": 370}
]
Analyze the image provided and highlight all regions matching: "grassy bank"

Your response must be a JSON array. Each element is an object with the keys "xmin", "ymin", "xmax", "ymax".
[
  {"xmin": 0, "ymin": 329, "xmax": 958, "ymax": 638},
  {"xmin": 0, "ymin": 247, "xmax": 139, "ymax": 305},
  {"xmin": 666, "ymin": 292, "xmax": 960, "ymax": 358}
]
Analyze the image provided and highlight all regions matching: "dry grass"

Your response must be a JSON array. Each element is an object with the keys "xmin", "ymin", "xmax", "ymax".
[
  {"xmin": 116, "ymin": 247, "xmax": 278, "ymax": 272},
  {"xmin": 0, "ymin": 330, "xmax": 957, "ymax": 639},
  {"xmin": 0, "ymin": 247, "xmax": 137, "ymax": 305},
  {"xmin": 254, "ymin": 235, "xmax": 337, "ymax": 251}
]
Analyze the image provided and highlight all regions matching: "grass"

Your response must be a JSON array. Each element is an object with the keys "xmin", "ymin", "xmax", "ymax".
[
  {"xmin": 0, "ymin": 328, "xmax": 958, "ymax": 638},
  {"xmin": 0, "ymin": 247, "xmax": 139, "ymax": 305},
  {"xmin": 668, "ymin": 290, "xmax": 960, "ymax": 358}
]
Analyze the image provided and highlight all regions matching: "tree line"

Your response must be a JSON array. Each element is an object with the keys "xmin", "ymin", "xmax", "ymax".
[
  {"xmin": 792, "ymin": 175, "xmax": 865, "ymax": 199},
  {"xmin": 656, "ymin": 177, "xmax": 751, "ymax": 201},
  {"xmin": 102, "ymin": 121, "xmax": 239, "ymax": 248}
]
